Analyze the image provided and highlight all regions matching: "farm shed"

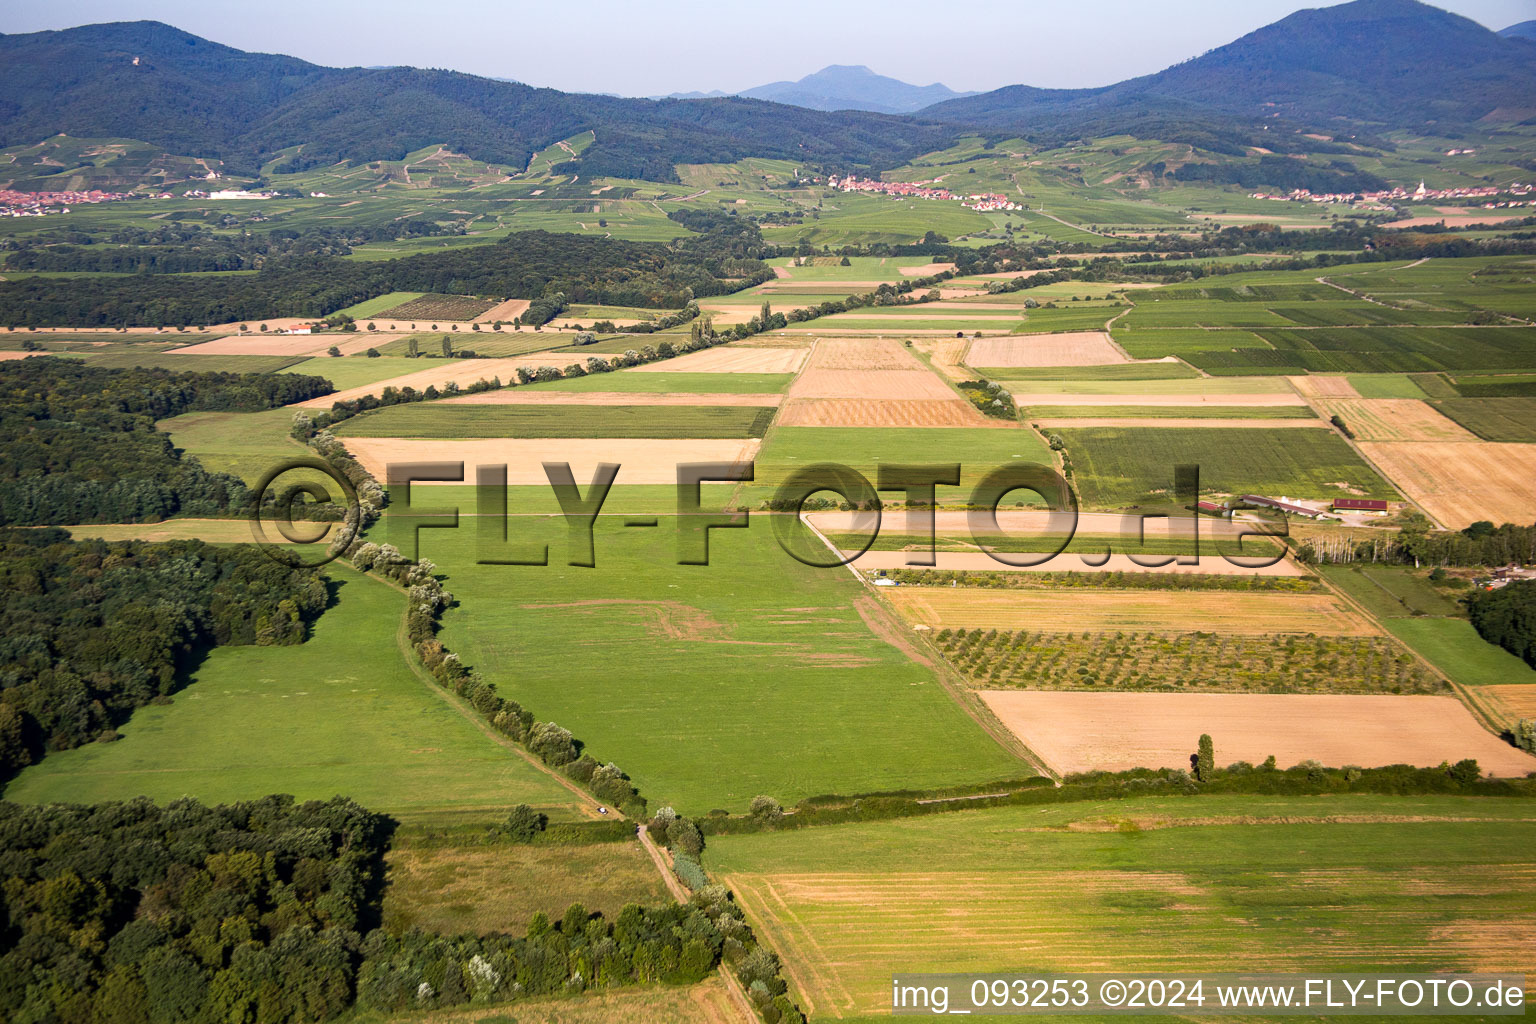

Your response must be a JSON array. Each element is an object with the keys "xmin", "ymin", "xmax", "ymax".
[{"xmin": 1333, "ymin": 498, "xmax": 1389, "ymax": 515}]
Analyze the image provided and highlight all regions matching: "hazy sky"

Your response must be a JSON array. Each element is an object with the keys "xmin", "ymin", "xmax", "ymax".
[{"xmin": 2, "ymin": 0, "xmax": 1532, "ymax": 96}]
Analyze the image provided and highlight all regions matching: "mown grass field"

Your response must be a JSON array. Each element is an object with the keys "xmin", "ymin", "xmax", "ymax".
[
  {"xmin": 285, "ymin": 355, "xmax": 438, "ymax": 389},
  {"xmin": 1317, "ymin": 566, "xmax": 1536, "ymax": 689},
  {"xmin": 706, "ymin": 795, "xmax": 1536, "ymax": 1023},
  {"xmin": 5, "ymin": 566, "xmax": 581, "ymax": 820},
  {"xmin": 1386, "ymin": 619, "xmax": 1536, "ymax": 689},
  {"xmin": 1057, "ymin": 426, "xmax": 1398, "ymax": 506},
  {"xmin": 381, "ymin": 836, "xmax": 671, "ymax": 936},
  {"xmin": 745, "ymin": 426, "xmax": 1054, "ymax": 504},
  {"xmin": 336, "ymin": 403, "xmax": 776, "ymax": 439},
  {"xmin": 159, "ymin": 407, "xmax": 308, "ymax": 484},
  {"xmin": 333, "ymin": 291, "xmax": 426, "ymax": 319},
  {"xmin": 404, "ymin": 514, "xmax": 1025, "ymax": 812},
  {"xmin": 73, "ymin": 351, "xmax": 306, "ymax": 373},
  {"xmin": 980, "ymin": 362, "xmax": 1199, "ymax": 382}
]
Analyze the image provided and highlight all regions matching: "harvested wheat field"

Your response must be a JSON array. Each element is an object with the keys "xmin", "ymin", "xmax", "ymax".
[
  {"xmin": 169, "ymin": 333, "xmax": 383, "ymax": 357},
  {"xmin": 898, "ymin": 262, "xmax": 953, "ymax": 276},
  {"xmin": 1319, "ymin": 400, "xmax": 1477, "ymax": 442},
  {"xmin": 803, "ymin": 337, "xmax": 925, "ymax": 371},
  {"xmin": 294, "ymin": 356, "xmax": 567, "ymax": 406},
  {"xmin": 343, "ymin": 437, "xmax": 760, "ymax": 485},
  {"xmin": 1483, "ymin": 685, "xmax": 1536, "ymax": 720},
  {"xmin": 844, "ymin": 550, "xmax": 1305, "ymax": 576},
  {"xmin": 0, "ymin": 351, "xmax": 48, "ymax": 361},
  {"xmin": 632, "ymin": 346, "xmax": 807, "ymax": 374},
  {"xmin": 473, "ymin": 298, "xmax": 530, "ymax": 323},
  {"xmin": 785, "ymin": 369, "xmax": 957, "ymax": 401},
  {"xmin": 967, "ymin": 332, "xmax": 1129, "ymax": 367},
  {"xmin": 1031, "ymin": 417, "xmax": 1328, "ymax": 428},
  {"xmin": 883, "ymin": 587, "xmax": 1377, "ymax": 635},
  {"xmin": 441, "ymin": 390, "xmax": 780, "ymax": 407},
  {"xmin": 777, "ymin": 398, "xmax": 1002, "ymax": 427},
  {"xmin": 1011, "ymin": 392, "xmax": 1307, "ymax": 407},
  {"xmin": 1357, "ymin": 442, "xmax": 1536, "ymax": 529},
  {"xmin": 1290, "ymin": 375, "xmax": 1361, "ymax": 399},
  {"xmin": 914, "ymin": 338, "xmax": 972, "ymax": 382},
  {"xmin": 980, "ymin": 691, "xmax": 1536, "ymax": 776}
]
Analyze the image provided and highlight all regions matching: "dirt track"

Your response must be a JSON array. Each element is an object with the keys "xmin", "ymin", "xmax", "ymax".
[{"xmin": 980, "ymin": 691, "xmax": 1536, "ymax": 777}]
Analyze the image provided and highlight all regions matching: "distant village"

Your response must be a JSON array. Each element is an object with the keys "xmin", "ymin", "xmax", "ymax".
[
  {"xmin": 0, "ymin": 188, "xmax": 134, "ymax": 217},
  {"xmin": 1250, "ymin": 180, "xmax": 1535, "ymax": 211},
  {"xmin": 828, "ymin": 175, "xmax": 1020, "ymax": 212}
]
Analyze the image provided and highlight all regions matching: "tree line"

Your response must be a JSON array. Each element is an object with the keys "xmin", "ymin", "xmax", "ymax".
[
  {"xmin": 0, "ymin": 528, "xmax": 328, "ymax": 778},
  {"xmin": 1467, "ymin": 581, "xmax": 1536, "ymax": 669}
]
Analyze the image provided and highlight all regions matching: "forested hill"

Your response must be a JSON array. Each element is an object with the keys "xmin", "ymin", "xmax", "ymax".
[
  {"xmin": 921, "ymin": 0, "xmax": 1536, "ymax": 133},
  {"xmin": 0, "ymin": 229, "xmax": 772, "ymax": 327},
  {"xmin": 0, "ymin": 22, "xmax": 952, "ymax": 180}
]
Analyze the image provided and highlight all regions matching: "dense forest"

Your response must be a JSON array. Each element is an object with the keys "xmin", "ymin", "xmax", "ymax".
[
  {"xmin": 0, "ymin": 222, "xmax": 459, "ymax": 275},
  {"xmin": 0, "ymin": 790, "xmax": 753, "ymax": 1023},
  {"xmin": 0, "ymin": 360, "xmax": 330, "ymax": 525},
  {"xmin": 0, "ymin": 230, "xmax": 772, "ymax": 327},
  {"xmin": 0, "ymin": 528, "xmax": 328, "ymax": 776},
  {"xmin": 0, "ymin": 795, "xmax": 390, "ymax": 1023},
  {"xmin": 1467, "ymin": 581, "xmax": 1536, "ymax": 669},
  {"xmin": 1171, "ymin": 156, "xmax": 1388, "ymax": 194},
  {"xmin": 0, "ymin": 358, "xmax": 330, "ymax": 525}
]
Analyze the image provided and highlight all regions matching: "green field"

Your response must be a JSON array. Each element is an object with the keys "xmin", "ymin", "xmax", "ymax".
[
  {"xmin": 1058, "ymin": 426, "xmax": 1398, "ymax": 506},
  {"xmin": 285, "ymin": 355, "xmax": 441, "ymax": 389},
  {"xmin": 73, "ymin": 351, "xmax": 306, "ymax": 373},
  {"xmin": 159, "ymin": 407, "xmax": 309, "ymax": 484},
  {"xmin": 1026, "ymin": 404, "xmax": 1315, "ymax": 420},
  {"xmin": 1318, "ymin": 565, "xmax": 1466, "ymax": 620},
  {"xmin": 1348, "ymin": 373, "xmax": 1431, "ymax": 399},
  {"xmin": 524, "ymin": 371, "xmax": 796, "ymax": 394},
  {"xmin": 5, "ymin": 565, "xmax": 580, "ymax": 820},
  {"xmin": 398, "ymin": 513, "xmax": 1025, "ymax": 812},
  {"xmin": 745, "ymin": 426, "xmax": 1055, "ymax": 504},
  {"xmin": 1386, "ymin": 619, "xmax": 1536, "ymax": 689},
  {"xmin": 336, "ymin": 403, "xmax": 775, "ymax": 438},
  {"xmin": 372, "ymin": 333, "xmax": 556, "ymax": 358},
  {"xmin": 332, "ymin": 291, "xmax": 426, "ymax": 318},
  {"xmin": 706, "ymin": 795, "xmax": 1536, "ymax": 1024},
  {"xmin": 1432, "ymin": 398, "xmax": 1536, "ymax": 442},
  {"xmin": 979, "ymin": 362, "xmax": 1201, "ymax": 382}
]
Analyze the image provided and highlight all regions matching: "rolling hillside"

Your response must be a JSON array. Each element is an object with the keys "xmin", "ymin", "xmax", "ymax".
[{"xmin": 923, "ymin": 0, "xmax": 1536, "ymax": 132}]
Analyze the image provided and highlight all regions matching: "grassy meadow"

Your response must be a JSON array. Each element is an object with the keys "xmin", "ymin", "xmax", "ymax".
[
  {"xmin": 6, "ymin": 566, "xmax": 581, "ymax": 821},
  {"xmin": 399, "ymin": 510, "xmax": 1026, "ymax": 813}
]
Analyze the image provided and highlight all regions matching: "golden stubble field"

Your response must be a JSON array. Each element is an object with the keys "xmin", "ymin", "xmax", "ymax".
[
  {"xmin": 980, "ymin": 691, "xmax": 1536, "ymax": 777},
  {"xmin": 1319, "ymin": 399, "xmax": 1477, "ymax": 442},
  {"xmin": 724, "ymin": 856, "xmax": 1536, "ymax": 1021},
  {"xmin": 1357, "ymin": 441, "xmax": 1536, "ymax": 529}
]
